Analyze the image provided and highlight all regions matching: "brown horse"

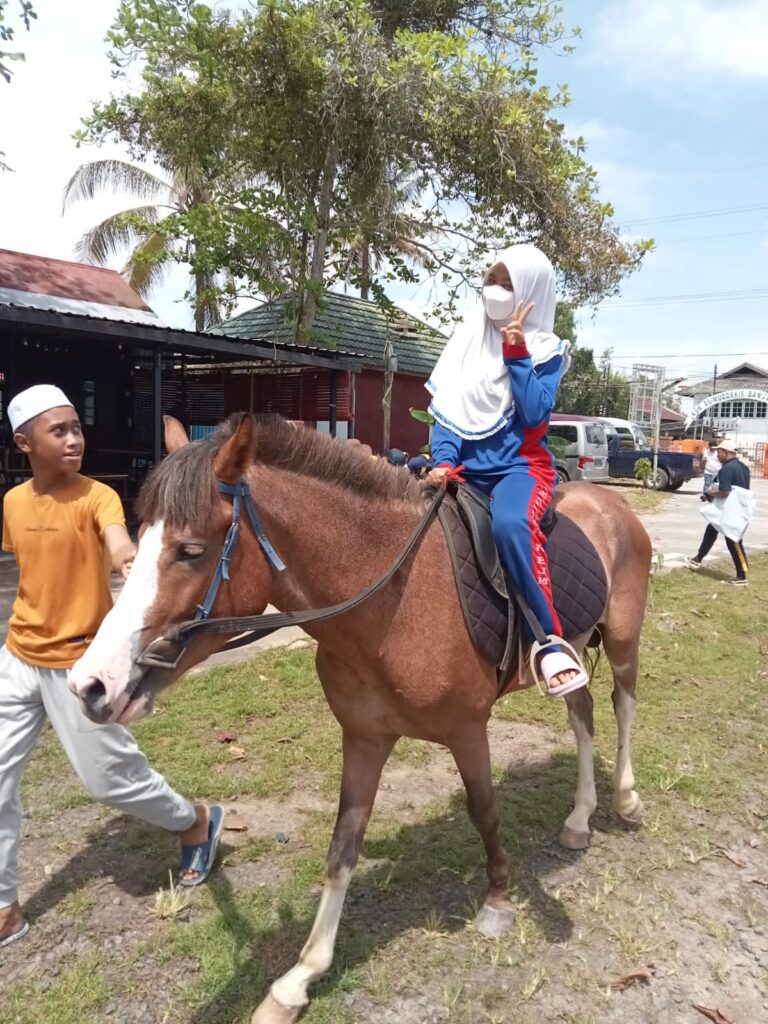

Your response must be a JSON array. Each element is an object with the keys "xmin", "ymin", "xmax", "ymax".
[{"xmin": 70, "ymin": 413, "xmax": 652, "ymax": 1024}]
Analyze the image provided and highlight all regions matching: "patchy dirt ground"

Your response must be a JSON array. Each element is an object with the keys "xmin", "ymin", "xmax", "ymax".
[
  {"xmin": 3, "ymin": 714, "xmax": 768, "ymax": 1024},
  {"xmin": 5, "ymin": 560, "xmax": 768, "ymax": 1024}
]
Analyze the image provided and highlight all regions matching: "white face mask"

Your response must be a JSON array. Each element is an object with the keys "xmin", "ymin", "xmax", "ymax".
[{"xmin": 482, "ymin": 283, "xmax": 516, "ymax": 325}]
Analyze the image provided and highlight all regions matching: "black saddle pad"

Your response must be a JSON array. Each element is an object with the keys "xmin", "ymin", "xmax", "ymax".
[{"xmin": 438, "ymin": 487, "xmax": 607, "ymax": 686}]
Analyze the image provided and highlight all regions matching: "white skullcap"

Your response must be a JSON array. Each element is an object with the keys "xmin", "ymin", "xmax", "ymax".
[{"xmin": 8, "ymin": 385, "xmax": 75, "ymax": 432}]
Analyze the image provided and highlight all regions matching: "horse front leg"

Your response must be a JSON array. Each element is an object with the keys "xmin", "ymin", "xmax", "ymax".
[
  {"xmin": 252, "ymin": 731, "xmax": 396, "ymax": 1024},
  {"xmin": 450, "ymin": 728, "xmax": 516, "ymax": 939},
  {"xmin": 559, "ymin": 686, "xmax": 597, "ymax": 850}
]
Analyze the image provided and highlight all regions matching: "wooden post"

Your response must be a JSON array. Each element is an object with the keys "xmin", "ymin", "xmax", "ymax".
[
  {"xmin": 382, "ymin": 337, "xmax": 395, "ymax": 452},
  {"xmin": 152, "ymin": 345, "xmax": 162, "ymax": 466},
  {"xmin": 329, "ymin": 370, "xmax": 338, "ymax": 438}
]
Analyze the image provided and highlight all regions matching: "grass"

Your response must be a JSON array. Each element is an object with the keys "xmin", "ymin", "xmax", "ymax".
[
  {"xmin": 153, "ymin": 871, "xmax": 192, "ymax": 920},
  {"xmin": 0, "ymin": 953, "xmax": 112, "ymax": 1024},
  {"xmin": 7, "ymin": 555, "xmax": 768, "ymax": 1024},
  {"xmin": 598, "ymin": 480, "xmax": 672, "ymax": 514}
]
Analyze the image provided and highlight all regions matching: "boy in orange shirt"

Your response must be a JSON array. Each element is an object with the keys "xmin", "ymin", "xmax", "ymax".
[{"xmin": 0, "ymin": 385, "xmax": 223, "ymax": 949}]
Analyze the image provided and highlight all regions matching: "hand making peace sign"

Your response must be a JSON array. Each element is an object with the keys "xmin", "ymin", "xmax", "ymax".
[{"xmin": 500, "ymin": 300, "xmax": 534, "ymax": 350}]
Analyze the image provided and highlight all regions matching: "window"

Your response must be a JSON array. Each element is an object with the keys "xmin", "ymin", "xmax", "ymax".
[
  {"xmin": 585, "ymin": 424, "xmax": 606, "ymax": 445},
  {"xmin": 743, "ymin": 401, "xmax": 756, "ymax": 418},
  {"xmin": 718, "ymin": 401, "xmax": 731, "ymax": 418},
  {"xmin": 315, "ymin": 420, "xmax": 350, "ymax": 439},
  {"xmin": 731, "ymin": 401, "xmax": 743, "ymax": 417},
  {"xmin": 758, "ymin": 402, "xmax": 768, "ymax": 418},
  {"xmin": 83, "ymin": 381, "xmax": 96, "ymax": 426},
  {"xmin": 548, "ymin": 425, "xmax": 577, "ymax": 444}
]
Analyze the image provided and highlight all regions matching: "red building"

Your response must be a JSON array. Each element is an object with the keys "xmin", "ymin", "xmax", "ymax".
[
  {"xmin": 216, "ymin": 291, "xmax": 447, "ymax": 455},
  {"xmin": 0, "ymin": 250, "xmax": 361, "ymax": 524}
]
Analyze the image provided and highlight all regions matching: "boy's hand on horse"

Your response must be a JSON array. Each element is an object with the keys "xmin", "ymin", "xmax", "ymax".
[
  {"xmin": 104, "ymin": 524, "xmax": 138, "ymax": 579},
  {"xmin": 500, "ymin": 300, "xmax": 534, "ymax": 353}
]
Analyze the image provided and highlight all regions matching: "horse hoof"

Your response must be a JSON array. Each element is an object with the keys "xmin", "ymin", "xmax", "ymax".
[
  {"xmin": 614, "ymin": 795, "xmax": 645, "ymax": 827},
  {"xmin": 475, "ymin": 903, "xmax": 515, "ymax": 939},
  {"xmin": 559, "ymin": 825, "xmax": 591, "ymax": 850},
  {"xmin": 251, "ymin": 993, "xmax": 303, "ymax": 1024}
]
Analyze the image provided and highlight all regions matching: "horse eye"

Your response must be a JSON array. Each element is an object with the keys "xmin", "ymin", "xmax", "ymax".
[{"xmin": 177, "ymin": 543, "xmax": 206, "ymax": 562}]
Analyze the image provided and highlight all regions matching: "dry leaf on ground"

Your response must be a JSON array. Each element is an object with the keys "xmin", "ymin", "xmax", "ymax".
[
  {"xmin": 692, "ymin": 1004, "xmax": 737, "ymax": 1024},
  {"xmin": 229, "ymin": 746, "xmax": 246, "ymax": 761},
  {"xmin": 717, "ymin": 848, "xmax": 747, "ymax": 868},
  {"xmin": 609, "ymin": 965, "xmax": 656, "ymax": 991},
  {"xmin": 224, "ymin": 812, "xmax": 249, "ymax": 832}
]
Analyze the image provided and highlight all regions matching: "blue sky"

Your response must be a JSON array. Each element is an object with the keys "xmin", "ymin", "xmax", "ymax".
[{"xmin": 1, "ymin": 0, "xmax": 766, "ymax": 390}]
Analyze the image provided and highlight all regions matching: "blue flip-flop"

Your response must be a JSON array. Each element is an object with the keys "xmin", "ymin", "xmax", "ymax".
[
  {"xmin": 0, "ymin": 919, "xmax": 29, "ymax": 950},
  {"xmin": 178, "ymin": 804, "xmax": 224, "ymax": 887}
]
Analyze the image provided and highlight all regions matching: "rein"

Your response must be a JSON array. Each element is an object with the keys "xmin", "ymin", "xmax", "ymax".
[{"xmin": 138, "ymin": 479, "xmax": 446, "ymax": 671}]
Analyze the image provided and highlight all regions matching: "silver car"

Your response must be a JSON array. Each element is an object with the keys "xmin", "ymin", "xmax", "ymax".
[{"xmin": 547, "ymin": 417, "xmax": 610, "ymax": 484}]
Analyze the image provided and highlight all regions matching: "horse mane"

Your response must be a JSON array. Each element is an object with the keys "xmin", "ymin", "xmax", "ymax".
[{"xmin": 138, "ymin": 414, "xmax": 422, "ymax": 531}]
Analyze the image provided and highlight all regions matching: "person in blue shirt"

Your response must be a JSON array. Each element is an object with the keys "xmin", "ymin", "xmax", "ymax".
[
  {"xmin": 686, "ymin": 439, "xmax": 751, "ymax": 585},
  {"xmin": 424, "ymin": 244, "xmax": 587, "ymax": 696}
]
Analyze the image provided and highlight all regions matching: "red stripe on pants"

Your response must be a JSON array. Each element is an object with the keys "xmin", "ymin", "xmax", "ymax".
[{"xmin": 521, "ymin": 423, "xmax": 562, "ymax": 636}]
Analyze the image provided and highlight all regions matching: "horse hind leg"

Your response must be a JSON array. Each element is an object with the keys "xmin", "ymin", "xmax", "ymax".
[
  {"xmin": 449, "ymin": 727, "xmax": 516, "ymax": 939},
  {"xmin": 252, "ymin": 731, "xmax": 397, "ymax": 1024},
  {"xmin": 605, "ymin": 635, "xmax": 645, "ymax": 826},
  {"xmin": 559, "ymin": 683, "xmax": 597, "ymax": 850}
]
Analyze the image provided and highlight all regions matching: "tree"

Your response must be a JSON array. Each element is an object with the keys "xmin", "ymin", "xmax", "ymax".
[
  {"xmin": 0, "ymin": 0, "xmax": 35, "ymax": 84},
  {"xmin": 1, "ymin": 0, "xmax": 36, "ymax": 170},
  {"xmin": 334, "ymin": 165, "xmax": 428, "ymax": 300},
  {"xmin": 77, "ymin": 0, "xmax": 650, "ymax": 336},
  {"xmin": 63, "ymin": 159, "xmax": 237, "ymax": 330},
  {"xmin": 554, "ymin": 309, "xmax": 630, "ymax": 418}
]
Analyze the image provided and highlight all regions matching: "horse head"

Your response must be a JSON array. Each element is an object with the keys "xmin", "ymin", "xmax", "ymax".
[{"xmin": 69, "ymin": 413, "xmax": 275, "ymax": 724}]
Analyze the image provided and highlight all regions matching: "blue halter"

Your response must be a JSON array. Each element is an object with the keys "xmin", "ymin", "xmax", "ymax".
[{"xmin": 193, "ymin": 480, "xmax": 286, "ymax": 625}]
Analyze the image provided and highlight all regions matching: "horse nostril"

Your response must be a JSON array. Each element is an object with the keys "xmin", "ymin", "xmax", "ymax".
[{"xmin": 81, "ymin": 678, "xmax": 113, "ymax": 723}]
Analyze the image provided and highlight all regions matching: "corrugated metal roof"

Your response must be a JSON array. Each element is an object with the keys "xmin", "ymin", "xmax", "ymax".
[
  {"xmin": 0, "ymin": 248, "xmax": 156, "ymax": 317},
  {"xmin": 215, "ymin": 291, "xmax": 447, "ymax": 376},
  {"xmin": 679, "ymin": 361, "xmax": 768, "ymax": 397},
  {"xmin": 0, "ymin": 300, "xmax": 365, "ymax": 369}
]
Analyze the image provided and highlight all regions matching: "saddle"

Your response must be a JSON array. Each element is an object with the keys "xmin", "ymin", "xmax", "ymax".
[{"xmin": 437, "ymin": 483, "xmax": 608, "ymax": 694}]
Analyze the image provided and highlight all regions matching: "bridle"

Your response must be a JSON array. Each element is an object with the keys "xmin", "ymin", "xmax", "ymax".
[
  {"xmin": 137, "ymin": 477, "xmax": 446, "ymax": 672},
  {"xmin": 190, "ymin": 480, "xmax": 286, "ymax": 622}
]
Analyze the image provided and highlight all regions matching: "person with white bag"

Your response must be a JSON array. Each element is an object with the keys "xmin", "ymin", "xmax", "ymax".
[{"xmin": 685, "ymin": 439, "xmax": 754, "ymax": 586}]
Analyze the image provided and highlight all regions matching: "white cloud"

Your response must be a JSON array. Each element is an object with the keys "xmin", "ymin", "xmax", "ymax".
[{"xmin": 594, "ymin": 0, "xmax": 768, "ymax": 85}]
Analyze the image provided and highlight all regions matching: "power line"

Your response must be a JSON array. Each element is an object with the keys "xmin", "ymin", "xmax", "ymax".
[
  {"xmin": 655, "ymin": 227, "xmax": 768, "ymax": 245},
  {"xmin": 599, "ymin": 288, "xmax": 768, "ymax": 308},
  {"xmin": 622, "ymin": 202, "xmax": 768, "ymax": 228},
  {"xmin": 607, "ymin": 352, "xmax": 768, "ymax": 360}
]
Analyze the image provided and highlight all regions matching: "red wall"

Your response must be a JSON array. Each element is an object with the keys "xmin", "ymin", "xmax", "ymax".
[{"xmin": 353, "ymin": 369, "xmax": 431, "ymax": 455}]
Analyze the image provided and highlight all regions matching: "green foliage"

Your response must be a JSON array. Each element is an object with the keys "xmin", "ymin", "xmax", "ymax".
[
  {"xmin": 0, "ymin": 0, "xmax": 35, "ymax": 83},
  {"xmin": 63, "ymin": 159, "xmax": 236, "ymax": 329},
  {"xmin": 634, "ymin": 457, "xmax": 653, "ymax": 484},
  {"xmin": 556, "ymin": 343, "xmax": 630, "ymax": 418},
  {"xmin": 77, "ymin": 0, "xmax": 647, "ymax": 332},
  {"xmin": 1, "ymin": 0, "xmax": 35, "ymax": 169},
  {"xmin": 553, "ymin": 301, "xmax": 576, "ymax": 344},
  {"xmin": 408, "ymin": 407, "xmax": 435, "ymax": 426},
  {"xmin": 547, "ymin": 432, "xmax": 571, "ymax": 459}
]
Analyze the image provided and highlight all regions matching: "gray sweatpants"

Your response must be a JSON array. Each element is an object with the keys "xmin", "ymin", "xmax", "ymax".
[{"xmin": 0, "ymin": 646, "xmax": 196, "ymax": 909}]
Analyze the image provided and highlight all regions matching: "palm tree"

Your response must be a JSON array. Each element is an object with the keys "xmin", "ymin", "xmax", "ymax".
[
  {"xmin": 63, "ymin": 159, "xmax": 227, "ymax": 331},
  {"xmin": 335, "ymin": 166, "xmax": 429, "ymax": 300}
]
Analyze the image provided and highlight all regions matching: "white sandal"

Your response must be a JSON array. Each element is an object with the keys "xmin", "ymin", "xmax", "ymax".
[{"xmin": 529, "ymin": 637, "xmax": 589, "ymax": 698}]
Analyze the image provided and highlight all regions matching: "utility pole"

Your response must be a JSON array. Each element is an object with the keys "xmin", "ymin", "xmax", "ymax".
[
  {"xmin": 382, "ymin": 336, "xmax": 397, "ymax": 452},
  {"xmin": 708, "ymin": 363, "xmax": 718, "ymax": 436}
]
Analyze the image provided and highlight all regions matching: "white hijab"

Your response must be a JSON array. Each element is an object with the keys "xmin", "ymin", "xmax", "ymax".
[{"xmin": 426, "ymin": 244, "xmax": 571, "ymax": 440}]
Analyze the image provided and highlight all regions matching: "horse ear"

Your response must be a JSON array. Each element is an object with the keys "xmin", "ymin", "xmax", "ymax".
[
  {"xmin": 213, "ymin": 413, "xmax": 255, "ymax": 483},
  {"xmin": 164, "ymin": 416, "xmax": 190, "ymax": 453}
]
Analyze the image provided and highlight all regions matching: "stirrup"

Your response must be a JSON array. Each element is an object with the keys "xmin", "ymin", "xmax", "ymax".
[{"xmin": 529, "ymin": 636, "xmax": 589, "ymax": 699}]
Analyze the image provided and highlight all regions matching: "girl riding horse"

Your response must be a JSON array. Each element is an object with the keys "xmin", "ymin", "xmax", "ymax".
[{"xmin": 426, "ymin": 244, "xmax": 586, "ymax": 696}]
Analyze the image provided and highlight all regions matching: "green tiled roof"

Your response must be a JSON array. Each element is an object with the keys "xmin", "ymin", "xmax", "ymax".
[{"xmin": 215, "ymin": 291, "xmax": 447, "ymax": 376}]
